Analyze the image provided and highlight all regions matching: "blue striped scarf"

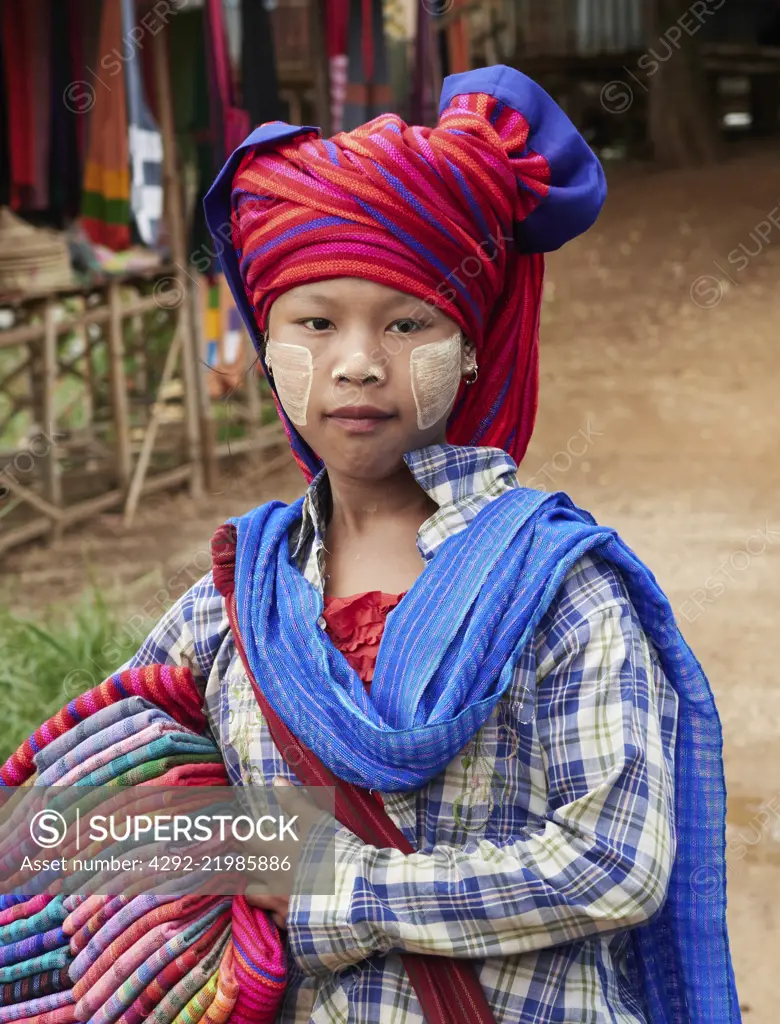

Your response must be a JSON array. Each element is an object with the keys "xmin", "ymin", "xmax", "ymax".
[{"xmin": 232, "ymin": 484, "xmax": 739, "ymax": 1021}]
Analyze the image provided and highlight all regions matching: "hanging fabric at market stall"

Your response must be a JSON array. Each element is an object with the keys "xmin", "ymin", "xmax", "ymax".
[
  {"xmin": 325, "ymin": 0, "xmax": 349, "ymax": 133},
  {"xmin": 410, "ymin": 0, "xmax": 440, "ymax": 125},
  {"xmin": 383, "ymin": 0, "xmax": 414, "ymax": 121},
  {"xmin": 80, "ymin": 0, "xmax": 132, "ymax": 250},
  {"xmin": 204, "ymin": 0, "xmax": 250, "ymax": 169},
  {"xmin": 120, "ymin": 0, "xmax": 164, "ymax": 247},
  {"xmin": 200, "ymin": 275, "xmax": 248, "ymax": 399},
  {"xmin": 445, "ymin": 0, "xmax": 471, "ymax": 74},
  {"xmin": 241, "ymin": 0, "xmax": 284, "ymax": 130},
  {"xmin": 343, "ymin": 0, "xmax": 392, "ymax": 130},
  {"xmin": 48, "ymin": 0, "xmax": 82, "ymax": 224},
  {"xmin": 1, "ymin": 0, "xmax": 42, "ymax": 210}
]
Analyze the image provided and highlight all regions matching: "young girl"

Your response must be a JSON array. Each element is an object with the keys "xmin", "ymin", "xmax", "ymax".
[{"xmin": 128, "ymin": 66, "xmax": 738, "ymax": 1022}]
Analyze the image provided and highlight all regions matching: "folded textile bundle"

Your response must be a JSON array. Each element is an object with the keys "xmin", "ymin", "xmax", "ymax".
[{"xmin": 0, "ymin": 665, "xmax": 286, "ymax": 1023}]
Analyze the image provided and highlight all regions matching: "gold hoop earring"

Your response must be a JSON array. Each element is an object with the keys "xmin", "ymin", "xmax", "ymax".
[
  {"xmin": 262, "ymin": 330, "xmax": 273, "ymax": 375},
  {"xmin": 464, "ymin": 366, "xmax": 478, "ymax": 385}
]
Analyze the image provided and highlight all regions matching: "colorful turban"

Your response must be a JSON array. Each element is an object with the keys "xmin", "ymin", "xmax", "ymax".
[{"xmin": 204, "ymin": 65, "xmax": 606, "ymax": 483}]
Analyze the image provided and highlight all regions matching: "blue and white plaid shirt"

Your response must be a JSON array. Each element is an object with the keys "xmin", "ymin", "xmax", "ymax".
[{"xmin": 127, "ymin": 443, "xmax": 679, "ymax": 1024}]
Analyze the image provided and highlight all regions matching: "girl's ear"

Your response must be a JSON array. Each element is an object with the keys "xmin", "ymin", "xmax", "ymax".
[{"xmin": 461, "ymin": 337, "xmax": 477, "ymax": 373}]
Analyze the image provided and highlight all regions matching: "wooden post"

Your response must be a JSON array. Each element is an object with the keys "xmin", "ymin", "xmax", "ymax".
[
  {"xmin": 78, "ymin": 295, "xmax": 94, "ymax": 428},
  {"xmin": 187, "ymin": 277, "xmax": 217, "ymax": 490},
  {"xmin": 41, "ymin": 298, "xmax": 62, "ymax": 522},
  {"xmin": 649, "ymin": 0, "xmax": 721, "ymax": 166},
  {"xmin": 123, "ymin": 322, "xmax": 183, "ymax": 526},
  {"xmin": 152, "ymin": 27, "xmax": 206, "ymax": 498},
  {"xmin": 107, "ymin": 280, "xmax": 132, "ymax": 489},
  {"xmin": 309, "ymin": 0, "xmax": 332, "ymax": 135},
  {"xmin": 244, "ymin": 353, "xmax": 261, "ymax": 440}
]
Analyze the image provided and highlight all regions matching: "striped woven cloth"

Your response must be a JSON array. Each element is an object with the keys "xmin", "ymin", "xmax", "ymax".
[
  {"xmin": 0, "ymin": 987, "xmax": 73, "ymax": 1019},
  {"xmin": 0, "ymin": 944, "xmax": 71, "ymax": 983},
  {"xmin": 115, "ymin": 905, "xmax": 237, "ymax": 1024},
  {"xmin": 105, "ymin": 751, "xmax": 225, "ymax": 787},
  {"xmin": 137, "ymin": 763, "xmax": 228, "ymax": 786},
  {"xmin": 0, "ymin": 895, "xmax": 67, "ymax": 943},
  {"xmin": 65, "ymin": 895, "xmax": 134, "ymax": 949},
  {"xmin": 0, "ymin": 925, "xmax": 68, "ymax": 967},
  {"xmin": 73, "ymin": 733, "xmax": 218, "ymax": 787},
  {"xmin": 38, "ymin": 714, "xmax": 189, "ymax": 785},
  {"xmin": 0, "ymin": 665, "xmax": 286, "ymax": 1023},
  {"xmin": 88, "ymin": 909, "xmax": 232, "ymax": 1024},
  {"xmin": 144, "ymin": 924, "xmax": 232, "ymax": 1024},
  {"xmin": 0, "ymin": 666, "xmax": 206, "ymax": 787},
  {"xmin": 0, "ymin": 895, "xmax": 53, "ymax": 926},
  {"xmin": 229, "ymin": 897, "xmax": 286, "ymax": 1023},
  {"xmin": 0, "ymin": 968, "xmax": 71, "ymax": 1012},
  {"xmin": 68, "ymin": 894, "xmax": 177, "ymax": 960},
  {"xmin": 71, "ymin": 896, "xmax": 217, "ymax": 986},
  {"xmin": 33, "ymin": 698, "xmax": 163, "ymax": 776},
  {"xmin": 74, "ymin": 913, "xmax": 203, "ymax": 999},
  {"xmin": 173, "ymin": 966, "xmax": 220, "ymax": 1024},
  {"xmin": 21, "ymin": 1007, "xmax": 76, "ymax": 1024},
  {"xmin": 202, "ymin": 939, "xmax": 239, "ymax": 1024},
  {"xmin": 4, "ymin": 999, "xmax": 75, "ymax": 1024}
]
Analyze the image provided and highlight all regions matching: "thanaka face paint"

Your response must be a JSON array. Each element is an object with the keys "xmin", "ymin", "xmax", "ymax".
[
  {"xmin": 409, "ymin": 333, "xmax": 464, "ymax": 430},
  {"xmin": 266, "ymin": 339, "xmax": 313, "ymax": 426}
]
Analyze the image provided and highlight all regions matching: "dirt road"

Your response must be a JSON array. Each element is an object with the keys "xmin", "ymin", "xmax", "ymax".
[{"xmin": 6, "ymin": 145, "xmax": 780, "ymax": 1019}]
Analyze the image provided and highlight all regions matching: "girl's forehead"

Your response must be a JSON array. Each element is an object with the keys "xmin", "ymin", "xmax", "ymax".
[{"xmin": 275, "ymin": 278, "xmax": 434, "ymax": 311}]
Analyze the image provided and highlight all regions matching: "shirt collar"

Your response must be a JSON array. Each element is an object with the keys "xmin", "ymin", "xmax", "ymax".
[{"xmin": 289, "ymin": 442, "xmax": 519, "ymax": 565}]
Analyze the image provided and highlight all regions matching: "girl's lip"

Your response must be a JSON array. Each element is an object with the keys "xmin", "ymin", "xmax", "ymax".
[
  {"xmin": 325, "ymin": 399, "xmax": 391, "ymax": 415},
  {"xmin": 327, "ymin": 415, "xmax": 395, "ymax": 433}
]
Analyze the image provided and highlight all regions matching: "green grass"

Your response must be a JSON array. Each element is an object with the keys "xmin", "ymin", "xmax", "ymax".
[{"xmin": 0, "ymin": 589, "xmax": 144, "ymax": 766}]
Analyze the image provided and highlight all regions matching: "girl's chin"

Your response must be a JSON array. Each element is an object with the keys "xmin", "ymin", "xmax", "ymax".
[{"xmin": 316, "ymin": 439, "xmax": 421, "ymax": 473}]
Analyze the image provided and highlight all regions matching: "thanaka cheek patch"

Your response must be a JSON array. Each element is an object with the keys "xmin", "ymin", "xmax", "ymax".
[
  {"xmin": 410, "ymin": 333, "xmax": 463, "ymax": 430},
  {"xmin": 266, "ymin": 340, "xmax": 313, "ymax": 426}
]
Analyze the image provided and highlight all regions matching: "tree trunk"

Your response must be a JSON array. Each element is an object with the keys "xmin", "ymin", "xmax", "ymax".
[{"xmin": 648, "ymin": 0, "xmax": 721, "ymax": 167}]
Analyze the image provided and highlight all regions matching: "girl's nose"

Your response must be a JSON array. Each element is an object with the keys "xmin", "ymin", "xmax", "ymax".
[{"xmin": 331, "ymin": 349, "xmax": 387, "ymax": 385}]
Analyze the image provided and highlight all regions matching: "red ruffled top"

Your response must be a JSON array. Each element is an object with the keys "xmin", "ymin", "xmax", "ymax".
[{"xmin": 321, "ymin": 590, "xmax": 407, "ymax": 690}]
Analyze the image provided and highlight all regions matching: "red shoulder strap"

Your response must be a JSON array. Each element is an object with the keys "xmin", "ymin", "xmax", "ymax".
[{"xmin": 209, "ymin": 523, "xmax": 496, "ymax": 1024}]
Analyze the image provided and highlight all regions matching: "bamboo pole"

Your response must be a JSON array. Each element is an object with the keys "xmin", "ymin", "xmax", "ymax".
[
  {"xmin": 79, "ymin": 295, "xmax": 94, "ymax": 428},
  {"xmin": 152, "ymin": 27, "xmax": 206, "ymax": 498},
  {"xmin": 0, "ymin": 470, "xmax": 64, "ymax": 522},
  {"xmin": 0, "ymin": 292, "xmax": 169, "ymax": 349},
  {"xmin": 187, "ymin": 278, "xmax": 217, "ymax": 490},
  {"xmin": 0, "ymin": 464, "xmax": 192, "ymax": 556},
  {"xmin": 122, "ymin": 323, "xmax": 183, "ymax": 526},
  {"xmin": 41, "ymin": 298, "xmax": 62, "ymax": 513},
  {"xmin": 107, "ymin": 280, "xmax": 132, "ymax": 488},
  {"xmin": 244, "ymin": 354, "xmax": 261, "ymax": 440},
  {"xmin": 213, "ymin": 421, "xmax": 285, "ymax": 459},
  {"xmin": 309, "ymin": 0, "xmax": 332, "ymax": 136}
]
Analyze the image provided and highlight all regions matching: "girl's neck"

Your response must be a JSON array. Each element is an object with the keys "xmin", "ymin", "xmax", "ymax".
[
  {"xmin": 324, "ymin": 464, "xmax": 438, "ymax": 538},
  {"xmin": 319, "ymin": 455, "xmax": 440, "ymax": 597}
]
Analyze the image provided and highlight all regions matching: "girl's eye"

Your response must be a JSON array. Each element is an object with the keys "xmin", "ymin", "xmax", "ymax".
[
  {"xmin": 389, "ymin": 318, "xmax": 426, "ymax": 335},
  {"xmin": 300, "ymin": 317, "xmax": 334, "ymax": 331}
]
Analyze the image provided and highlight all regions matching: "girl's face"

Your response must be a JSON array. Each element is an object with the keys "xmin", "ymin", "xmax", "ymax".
[{"xmin": 265, "ymin": 277, "xmax": 475, "ymax": 479}]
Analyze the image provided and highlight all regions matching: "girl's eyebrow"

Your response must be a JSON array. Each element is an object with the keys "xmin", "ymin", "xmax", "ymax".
[
  {"xmin": 287, "ymin": 292, "xmax": 335, "ymax": 306},
  {"xmin": 284, "ymin": 290, "xmax": 441, "ymax": 320}
]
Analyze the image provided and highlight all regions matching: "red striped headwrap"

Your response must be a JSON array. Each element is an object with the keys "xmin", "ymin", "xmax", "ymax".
[{"xmin": 222, "ymin": 69, "xmax": 605, "ymax": 480}]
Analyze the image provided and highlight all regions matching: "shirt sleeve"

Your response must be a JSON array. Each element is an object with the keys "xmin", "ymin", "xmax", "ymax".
[
  {"xmin": 286, "ymin": 572, "xmax": 678, "ymax": 976},
  {"xmin": 120, "ymin": 570, "xmax": 229, "ymax": 696}
]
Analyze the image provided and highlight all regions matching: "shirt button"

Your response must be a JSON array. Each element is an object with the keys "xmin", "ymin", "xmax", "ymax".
[{"xmin": 317, "ymin": 615, "xmax": 327, "ymax": 629}]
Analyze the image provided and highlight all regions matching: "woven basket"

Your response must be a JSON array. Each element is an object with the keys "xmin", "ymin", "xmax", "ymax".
[{"xmin": 0, "ymin": 207, "xmax": 74, "ymax": 293}]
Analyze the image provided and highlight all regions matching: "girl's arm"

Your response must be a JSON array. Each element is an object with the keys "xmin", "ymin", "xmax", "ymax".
[
  {"xmin": 120, "ymin": 570, "xmax": 228, "ymax": 690},
  {"xmin": 287, "ymin": 564, "xmax": 678, "ymax": 975}
]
